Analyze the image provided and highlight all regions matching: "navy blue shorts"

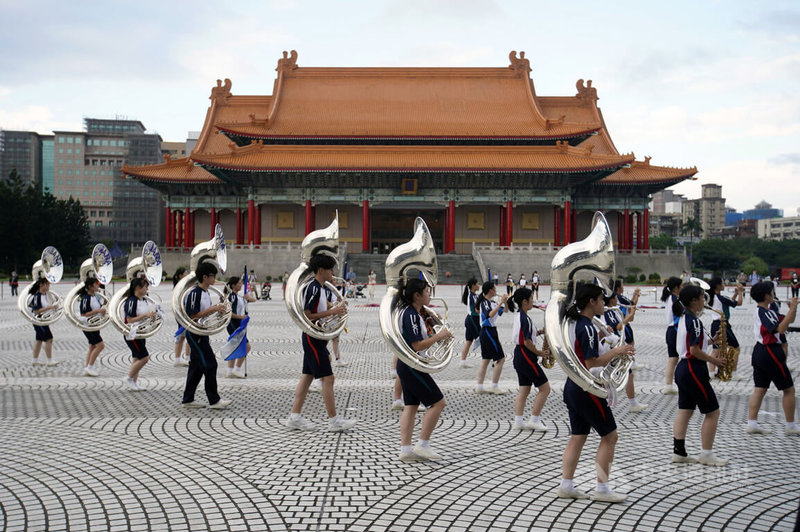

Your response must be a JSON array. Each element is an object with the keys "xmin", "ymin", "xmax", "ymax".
[
  {"xmin": 33, "ymin": 325, "xmax": 53, "ymax": 342},
  {"xmin": 513, "ymin": 346, "xmax": 548, "ymax": 388},
  {"xmin": 675, "ymin": 359, "xmax": 719, "ymax": 414},
  {"xmin": 665, "ymin": 326, "xmax": 678, "ymax": 358},
  {"xmin": 752, "ymin": 343, "xmax": 794, "ymax": 391},
  {"xmin": 396, "ymin": 359, "xmax": 444, "ymax": 407},
  {"xmin": 623, "ymin": 324, "xmax": 634, "ymax": 344},
  {"xmin": 563, "ymin": 381, "xmax": 616, "ymax": 437},
  {"xmin": 710, "ymin": 320, "xmax": 739, "ymax": 349},
  {"xmin": 83, "ymin": 331, "xmax": 103, "ymax": 346},
  {"xmin": 301, "ymin": 333, "xmax": 332, "ymax": 379},
  {"xmin": 125, "ymin": 338, "xmax": 149, "ymax": 360},
  {"xmin": 480, "ymin": 326, "xmax": 505, "ymax": 361},
  {"xmin": 464, "ymin": 315, "xmax": 481, "ymax": 342}
]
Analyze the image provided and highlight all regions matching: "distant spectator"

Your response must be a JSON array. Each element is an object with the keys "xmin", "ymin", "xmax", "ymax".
[
  {"xmin": 749, "ymin": 270, "xmax": 760, "ymax": 287},
  {"xmin": 9, "ymin": 270, "xmax": 19, "ymax": 296},
  {"xmin": 791, "ymin": 272, "xmax": 799, "ymax": 298}
]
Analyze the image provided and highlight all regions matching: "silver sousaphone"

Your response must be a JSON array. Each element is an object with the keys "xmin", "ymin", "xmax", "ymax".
[
  {"xmin": 64, "ymin": 244, "xmax": 113, "ymax": 331},
  {"xmin": 284, "ymin": 213, "xmax": 348, "ymax": 340},
  {"xmin": 544, "ymin": 211, "xmax": 632, "ymax": 398},
  {"xmin": 379, "ymin": 217, "xmax": 454, "ymax": 373},
  {"xmin": 172, "ymin": 224, "xmax": 232, "ymax": 336},
  {"xmin": 18, "ymin": 246, "xmax": 64, "ymax": 325},
  {"xmin": 108, "ymin": 241, "xmax": 164, "ymax": 338}
]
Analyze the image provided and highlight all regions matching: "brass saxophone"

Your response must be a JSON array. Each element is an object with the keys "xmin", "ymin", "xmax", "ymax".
[
  {"xmin": 540, "ymin": 331, "xmax": 554, "ymax": 369},
  {"xmin": 709, "ymin": 308, "xmax": 735, "ymax": 381}
]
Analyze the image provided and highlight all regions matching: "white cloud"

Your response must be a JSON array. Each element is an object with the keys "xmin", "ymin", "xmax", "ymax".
[{"xmin": 0, "ymin": 105, "xmax": 81, "ymax": 134}]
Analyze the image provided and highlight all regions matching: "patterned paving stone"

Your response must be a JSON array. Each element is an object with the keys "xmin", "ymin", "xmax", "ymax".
[{"xmin": 0, "ymin": 283, "xmax": 798, "ymax": 531}]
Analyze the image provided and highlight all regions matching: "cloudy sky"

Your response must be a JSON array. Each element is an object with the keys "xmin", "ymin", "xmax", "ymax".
[{"xmin": 1, "ymin": 0, "xmax": 798, "ymax": 215}]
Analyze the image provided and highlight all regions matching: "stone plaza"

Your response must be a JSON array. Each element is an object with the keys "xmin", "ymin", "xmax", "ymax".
[{"xmin": 0, "ymin": 282, "xmax": 798, "ymax": 531}]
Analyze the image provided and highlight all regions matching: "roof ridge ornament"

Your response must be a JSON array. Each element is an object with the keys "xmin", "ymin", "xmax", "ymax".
[
  {"xmin": 163, "ymin": 153, "xmax": 172, "ymax": 163},
  {"xmin": 508, "ymin": 50, "xmax": 531, "ymax": 76},
  {"xmin": 576, "ymin": 79, "xmax": 598, "ymax": 104},
  {"xmin": 644, "ymin": 156, "xmax": 652, "ymax": 166},
  {"xmin": 556, "ymin": 140, "xmax": 569, "ymax": 153},
  {"xmin": 210, "ymin": 78, "xmax": 232, "ymax": 104},
  {"xmin": 277, "ymin": 50, "xmax": 299, "ymax": 73}
]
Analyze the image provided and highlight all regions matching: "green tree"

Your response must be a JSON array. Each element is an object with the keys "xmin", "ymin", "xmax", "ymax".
[
  {"xmin": 692, "ymin": 239, "xmax": 742, "ymax": 273},
  {"xmin": 0, "ymin": 171, "xmax": 90, "ymax": 275},
  {"xmin": 649, "ymin": 234, "xmax": 677, "ymax": 249},
  {"xmin": 681, "ymin": 217, "xmax": 702, "ymax": 241},
  {"xmin": 741, "ymin": 256, "xmax": 768, "ymax": 277}
]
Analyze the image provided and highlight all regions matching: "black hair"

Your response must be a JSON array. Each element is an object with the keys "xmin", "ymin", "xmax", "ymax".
[
  {"xmin": 475, "ymin": 281, "xmax": 496, "ymax": 309},
  {"xmin": 227, "ymin": 276, "xmax": 241, "ymax": 289},
  {"xmin": 195, "ymin": 261, "xmax": 219, "ymax": 282},
  {"xmin": 661, "ymin": 276, "xmax": 682, "ymax": 302},
  {"xmin": 751, "ymin": 281, "xmax": 774, "ymax": 303},
  {"xmin": 604, "ymin": 292, "xmax": 618, "ymax": 306},
  {"xmin": 461, "ymin": 277, "xmax": 479, "ymax": 305},
  {"xmin": 507, "ymin": 287, "xmax": 533, "ymax": 312},
  {"xmin": 613, "ymin": 279, "xmax": 623, "ymax": 293},
  {"xmin": 707, "ymin": 276, "xmax": 723, "ymax": 306},
  {"xmin": 565, "ymin": 283, "xmax": 604, "ymax": 320},
  {"xmin": 123, "ymin": 277, "xmax": 149, "ymax": 299},
  {"xmin": 401, "ymin": 278, "xmax": 428, "ymax": 306},
  {"xmin": 29, "ymin": 278, "xmax": 49, "ymax": 295},
  {"xmin": 675, "ymin": 284, "xmax": 703, "ymax": 317},
  {"xmin": 308, "ymin": 254, "xmax": 336, "ymax": 275},
  {"xmin": 79, "ymin": 277, "xmax": 100, "ymax": 296},
  {"xmin": 172, "ymin": 266, "xmax": 187, "ymax": 287}
]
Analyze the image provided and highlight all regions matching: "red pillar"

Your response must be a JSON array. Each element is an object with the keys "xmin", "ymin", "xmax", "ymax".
[
  {"xmin": 174, "ymin": 211, "xmax": 182, "ymax": 249},
  {"xmin": 622, "ymin": 208, "xmax": 630, "ymax": 250},
  {"xmin": 499, "ymin": 206, "xmax": 506, "ymax": 246},
  {"xmin": 554, "ymin": 206, "xmax": 561, "ymax": 246},
  {"xmin": 505, "ymin": 201, "xmax": 513, "ymax": 246},
  {"xmin": 643, "ymin": 209, "xmax": 650, "ymax": 251},
  {"xmin": 571, "ymin": 208, "xmax": 577, "ymax": 242},
  {"xmin": 164, "ymin": 207, "xmax": 170, "ymax": 247},
  {"xmin": 247, "ymin": 199, "xmax": 255, "ymax": 245},
  {"xmin": 563, "ymin": 201, "xmax": 572, "ymax": 245},
  {"xmin": 183, "ymin": 207, "xmax": 190, "ymax": 249},
  {"xmin": 235, "ymin": 207, "xmax": 242, "ymax": 244},
  {"xmin": 362, "ymin": 200, "xmax": 370, "ymax": 252},
  {"xmin": 635, "ymin": 212, "xmax": 642, "ymax": 251},
  {"xmin": 255, "ymin": 204, "xmax": 261, "ymax": 246},
  {"xmin": 304, "ymin": 200, "xmax": 315, "ymax": 236},
  {"xmin": 210, "ymin": 207, "xmax": 217, "ymax": 238},
  {"xmin": 446, "ymin": 200, "xmax": 456, "ymax": 253}
]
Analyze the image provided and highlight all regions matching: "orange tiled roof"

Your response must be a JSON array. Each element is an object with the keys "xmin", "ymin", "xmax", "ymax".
[
  {"xmin": 191, "ymin": 141, "xmax": 634, "ymax": 173},
  {"xmin": 200, "ymin": 51, "xmax": 601, "ymax": 144},
  {"xmin": 121, "ymin": 155, "xmax": 222, "ymax": 184},
  {"xmin": 600, "ymin": 157, "xmax": 697, "ymax": 184}
]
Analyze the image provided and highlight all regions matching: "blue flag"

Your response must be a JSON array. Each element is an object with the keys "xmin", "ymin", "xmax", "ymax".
[{"xmin": 221, "ymin": 316, "xmax": 249, "ymax": 361}]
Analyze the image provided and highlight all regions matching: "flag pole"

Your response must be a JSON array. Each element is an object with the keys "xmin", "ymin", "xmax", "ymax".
[{"xmin": 244, "ymin": 264, "xmax": 248, "ymax": 378}]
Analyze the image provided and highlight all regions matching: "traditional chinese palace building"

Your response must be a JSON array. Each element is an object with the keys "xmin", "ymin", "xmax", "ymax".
[{"xmin": 123, "ymin": 51, "xmax": 696, "ymax": 254}]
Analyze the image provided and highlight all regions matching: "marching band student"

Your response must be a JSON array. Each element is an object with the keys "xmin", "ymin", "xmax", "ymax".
[
  {"xmin": 286, "ymin": 254, "xmax": 356, "ymax": 432},
  {"xmin": 505, "ymin": 273, "xmax": 514, "ymax": 295},
  {"xmin": 745, "ymin": 282, "xmax": 799, "ymax": 435},
  {"xmin": 475, "ymin": 281, "xmax": 510, "ymax": 394},
  {"xmin": 310, "ymin": 282, "xmax": 350, "ymax": 393},
  {"xmin": 603, "ymin": 292, "xmax": 648, "ymax": 412},
  {"xmin": 172, "ymin": 268, "xmax": 190, "ymax": 367},
  {"xmin": 671, "ymin": 284, "xmax": 728, "ymax": 466},
  {"xmin": 458, "ymin": 278, "xmax": 481, "ymax": 369},
  {"xmin": 661, "ymin": 277, "xmax": 683, "ymax": 395},
  {"xmin": 391, "ymin": 353, "xmax": 427, "ymax": 413},
  {"xmin": 614, "ymin": 280, "xmax": 640, "ymax": 369},
  {"xmin": 181, "ymin": 262, "xmax": 232, "ymax": 409},
  {"xmin": 225, "ymin": 276, "xmax": 255, "ymax": 378},
  {"xmin": 29, "ymin": 279, "xmax": 59, "ymax": 366},
  {"xmin": 79, "ymin": 277, "xmax": 106, "ymax": 376},
  {"xmin": 507, "ymin": 287, "xmax": 550, "ymax": 431},
  {"xmin": 531, "ymin": 271, "xmax": 541, "ymax": 301},
  {"xmin": 706, "ymin": 277, "xmax": 744, "ymax": 378},
  {"xmin": 769, "ymin": 297, "xmax": 790, "ymax": 357},
  {"xmin": 396, "ymin": 278, "xmax": 453, "ymax": 461},
  {"xmin": 558, "ymin": 283, "xmax": 634, "ymax": 502},
  {"xmin": 122, "ymin": 277, "xmax": 156, "ymax": 391}
]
